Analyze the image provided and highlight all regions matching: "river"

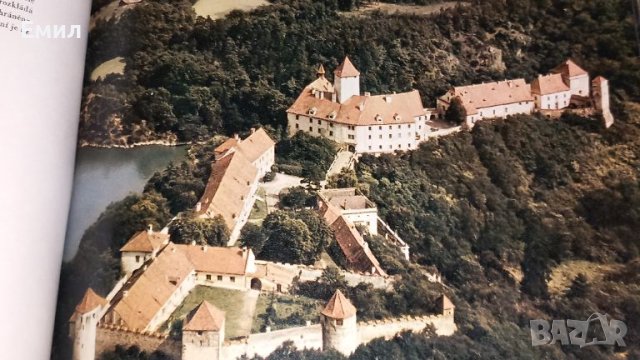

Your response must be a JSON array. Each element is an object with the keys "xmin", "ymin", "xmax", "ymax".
[{"xmin": 63, "ymin": 146, "xmax": 187, "ymax": 261}]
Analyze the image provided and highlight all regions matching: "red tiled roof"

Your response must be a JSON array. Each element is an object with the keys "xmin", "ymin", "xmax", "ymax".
[
  {"xmin": 331, "ymin": 216, "xmax": 386, "ymax": 276},
  {"xmin": 196, "ymin": 152, "xmax": 258, "ymax": 230},
  {"xmin": 321, "ymin": 290, "xmax": 356, "ymax": 319},
  {"xmin": 236, "ymin": 128, "xmax": 275, "ymax": 164},
  {"xmin": 177, "ymin": 245, "xmax": 252, "ymax": 275},
  {"xmin": 287, "ymin": 88, "xmax": 425, "ymax": 126},
  {"xmin": 531, "ymin": 74, "xmax": 570, "ymax": 95},
  {"xmin": 592, "ymin": 76, "xmax": 607, "ymax": 84},
  {"xmin": 334, "ymin": 56, "xmax": 360, "ymax": 78},
  {"xmin": 183, "ymin": 301, "xmax": 225, "ymax": 332},
  {"xmin": 445, "ymin": 79, "xmax": 533, "ymax": 115},
  {"xmin": 214, "ymin": 138, "xmax": 239, "ymax": 157},
  {"xmin": 107, "ymin": 243, "xmax": 195, "ymax": 330},
  {"xmin": 552, "ymin": 59, "xmax": 588, "ymax": 78},
  {"xmin": 74, "ymin": 288, "xmax": 106, "ymax": 315},
  {"xmin": 120, "ymin": 230, "xmax": 169, "ymax": 253}
]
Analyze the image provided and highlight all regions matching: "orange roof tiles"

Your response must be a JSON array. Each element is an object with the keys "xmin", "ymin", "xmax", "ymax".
[
  {"xmin": 331, "ymin": 216, "xmax": 386, "ymax": 276},
  {"xmin": 183, "ymin": 301, "xmax": 225, "ymax": 332},
  {"xmin": 321, "ymin": 290, "xmax": 356, "ymax": 319},
  {"xmin": 334, "ymin": 56, "xmax": 360, "ymax": 78},
  {"xmin": 440, "ymin": 294, "xmax": 455, "ymax": 310},
  {"xmin": 236, "ymin": 128, "xmax": 275, "ymax": 164},
  {"xmin": 288, "ymin": 88, "xmax": 425, "ymax": 126},
  {"xmin": 177, "ymin": 245, "xmax": 252, "ymax": 275},
  {"xmin": 592, "ymin": 76, "xmax": 607, "ymax": 84},
  {"xmin": 214, "ymin": 138, "xmax": 239, "ymax": 157},
  {"xmin": 196, "ymin": 151, "xmax": 258, "ymax": 230},
  {"xmin": 107, "ymin": 243, "xmax": 195, "ymax": 330},
  {"xmin": 74, "ymin": 288, "xmax": 106, "ymax": 315},
  {"xmin": 120, "ymin": 229, "xmax": 169, "ymax": 253},
  {"xmin": 446, "ymin": 79, "xmax": 533, "ymax": 115},
  {"xmin": 531, "ymin": 74, "xmax": 570, "ymax": 95},
  {"xmin": 552, "ymin": 59, "xmax": 588, "ymax": 78}
]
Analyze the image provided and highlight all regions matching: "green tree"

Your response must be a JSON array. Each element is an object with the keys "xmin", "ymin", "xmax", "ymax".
[
  {"xmin": 444, "ymin": 96, "xmax": 467, "ymax": 125},
  {"xmin": 326, "ymin": 168, "xmax": 358, "ymax": 189},
  {"xmin": 261, "ymin": 211, "xmax": 316, "ymax": 264},
  {"xmin": 168, "ymin": 214, "xmax": 230, "ymax": 246},
  {"xmin": 240, "ymin": 223, "xmax": 267, "ymax": 255}
]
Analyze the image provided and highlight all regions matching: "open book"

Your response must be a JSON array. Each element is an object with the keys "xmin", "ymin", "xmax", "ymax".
[{"xmin": 2, "ymin": 0, "xmax": 639, "ymax": 359}]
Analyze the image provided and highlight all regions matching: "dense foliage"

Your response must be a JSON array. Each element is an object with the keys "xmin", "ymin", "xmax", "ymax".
[
  {"xmin": 168, "ymin": 213, "xmax": 230, "ymax": 246},
  {"xmin": 275, "ymin": 132, "xmax": 338, "ymax": 182},
  {"xmin": 82, "ymin": 0, "xmax": 640, "ymax": 146}
]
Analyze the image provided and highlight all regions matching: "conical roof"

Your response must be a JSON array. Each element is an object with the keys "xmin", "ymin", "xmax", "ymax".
[
  {"xmin": 317, "ymin": 64, "xmax": 326, "ymax": 77},
  {"xmin": 334, "ymin": 56, "xmax": 360, "ymax": 78},
  {"xmin": 75, "ymin": 288, "xmax": 106, "ymax": 314},
  {"xmin": 183, "ymin": 301, "xmax": 225, "ymax": 332},
  {"xmin": 321, "ymin": 290, "xmax": 356, "ymax": 319}
]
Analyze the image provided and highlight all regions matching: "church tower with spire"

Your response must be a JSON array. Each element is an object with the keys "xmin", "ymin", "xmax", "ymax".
[
  {"xmin": 321, "ymin": 290, "xmax": 358, "ymax": 355},
  {"xmin": 334, "ymin": 56, "xmax": 360, "ymax": 103}
]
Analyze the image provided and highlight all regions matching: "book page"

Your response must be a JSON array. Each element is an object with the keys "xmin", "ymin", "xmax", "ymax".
[{"xmin": 0, "ymin": 0, "xmax": 90, "ymax": 359}]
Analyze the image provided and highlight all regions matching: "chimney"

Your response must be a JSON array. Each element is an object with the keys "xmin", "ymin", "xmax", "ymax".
[
  {"xmin": 191, "ymin": 240, "xmax": 196, "ymax": 246},
  {"xmin": 385, "ymin": 96, "xmax": 392, "ymax": 103},
  {"xmin": 234, "ymin": 133, "xmax": 240, "ymax": 140},
  {"xmin": 202, "ymin": 245, "xmax": 208, "ymax": 252},
  {"xmin": 123, "ymin": 290, "xmax": 129, "ymax": 298},
  {"xmin": 251, "ymin": 128, "xmax": 256, "ymax": 134},
  {"xmin": 364, "ymin": 91, "xmax": 371, "ymax": 97},
  {"xmin": 147, "ymin": 224, "xmax": 153, "ymax": 234},
  {"xmin": 195, "ymin": 202, "xmax": 202, "ymax": 212}
]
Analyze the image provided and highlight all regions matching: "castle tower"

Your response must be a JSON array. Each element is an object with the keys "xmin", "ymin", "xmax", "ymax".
[
  {"xmin": 69, "ymin": 288, "xmax": 106, "ymax": 360},
  {"xmin": 321, "ymin": 290, "xmax": 358, "ymax": 356},
  {"xmin": 334, "ymin": 56, "xmax": 360, "ymax": 104},
  {"xmin": 592, "ymin": 76, "xmax": 614, "ymax": 128},
  {"xmin": 182, "ymin": 301, "xmax": 225, "ymax": 360},
  {"xmin": 551, "ymin": 59, "xmax": 590, "ymax": 97},
  {"xmin": 438, "ymin": 294, "xmax": 455, "ymax": 317},
  {"xmin": 119, "ymin": 225, "xmax": 169, "ymax": 274}
]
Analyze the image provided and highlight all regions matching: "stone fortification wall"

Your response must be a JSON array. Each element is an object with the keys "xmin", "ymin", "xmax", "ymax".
[{"xmin": 95, "ymin": 325, "xmax": 181, "ymax": 359}]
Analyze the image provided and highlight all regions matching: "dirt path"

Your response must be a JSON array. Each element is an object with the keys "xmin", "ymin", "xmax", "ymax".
[{"xmin": 346, "ymin": 1, "xmax": 466, "ymax": 17}]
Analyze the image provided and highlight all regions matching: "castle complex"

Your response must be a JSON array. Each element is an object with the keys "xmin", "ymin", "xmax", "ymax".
[{"xmin": 288, "ymin": 58, "xmax": 614, "ymax": 154}]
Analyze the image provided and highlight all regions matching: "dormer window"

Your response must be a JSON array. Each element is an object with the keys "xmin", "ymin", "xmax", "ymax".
[
  {"xmin": 375, "ymin": 114, "xmax": 383, "ymax": 122},
  {"xmin": 393, "ymin": 113, "xmax": 402, "ymax": 121},
  {"xmin": 328, "ymin": 111, "xmax": 336, "ymax": 120},
  {"xmin": 308, "ymin": 107, "xmax": 317, "ymax": 116}
]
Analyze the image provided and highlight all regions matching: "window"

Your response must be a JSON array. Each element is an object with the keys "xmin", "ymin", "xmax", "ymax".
[
  {"xmin": 389, "ymin": 134, "xmax": 392, "ymax": 139},
  {"xmin": 368, "ymin": 146, "xmax": 372, "ymax": 150},
  {"xmin": 135, "ymin": 256, "xmax": 140, "ymax": 263},
  {"xmin": 397, "ymin": 125, "xmax": 401, "ymax": 129},
  {"xmin": 348, "ymin": 135, "xmax": 355, "ymax": 140},
  {"xmin": 317, "ymin": 128, "xmax": 321, "ymax": 133},
  {"xmin": 368, "ymin": 135, "xmax": 371, "ymax": 139},
  {"xmin": 317, "ymin": 119, "xmax": 321, "ymax": 125},
  {"xmin": 296, "ymin": 115, "xmax": 300, "ymax": 120},
  {"xmin": 388, "ymin": 126, "xmax": 392, "ymax": 130},
  {"xmin": 368, "ymin": 126, "xmax": 372, "ymax": 130},
  {"xmin": 329, "ymin": 131, "xmax": 333, "ymax": 136},
  {"xmin": 295, "ymin": 124, "xmax": 299, "ymax": 129},
  {"xmin": 330, "ymin": 123, "xmax": 334, "ymax": 127},
  {"xmin": 398, "ymin": 133, "xmax": 401, "ymax": 138},
  {"xmin": 217, "ymin": 275, "xmax": 223, "ymax": 281},
  {"xmin": 389, "ymin": 145, "xmax": 392, "ymax": 149},
  {"xmin": 337, "ymin": 319, "xmax": 343, "ymax": 326},
  {"xmin": 407, "ymin": 124, "xmax": 411, "ymax": 128},
  {"xmin": 309, "ymin": 127, "xmax": 313, "ymax": 132},
  {"xmin": 398, "ymin": 144, "xmax": 401, "ymax": 148},
  {"xmin": 407, "ymin": 132, "xmax": 411, "ymax": 137},
  {"xmin": 379, "ymin": 135, "xmax": 382, "ymax": 139},
  {"xmin": 230, "ymin": 276, "xmax": 236, "ymax": 282},
  {"xmin": 378, "ymin": 126, "xmax": 382, "ymax": 130},
  {"xmin": 379, "ymin": 145, "xmax": 382, "ymax": 149},
  {"xmin": 206, "ymin": 274, "xmax": 211, "ymax": 280},
  {"xmin": 408, "ymin": 143, "xmax": 411, "ymax": 148}
]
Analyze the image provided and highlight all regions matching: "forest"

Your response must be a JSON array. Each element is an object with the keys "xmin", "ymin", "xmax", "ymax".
[{"xmin": 53, "ymin": 0, "xmax": 640, "ymax": 358}]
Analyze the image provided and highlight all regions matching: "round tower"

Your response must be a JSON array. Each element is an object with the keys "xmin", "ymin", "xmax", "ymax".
[
  {"xmin": 321, "ymin": 290, "xmax": 358, "ymax": 355},
  {"xmin": 69, "ymin": 288, "xmax": 106, "ymax": 360},
  {"xmin": 182, "ymin": 301, "xmax": 225, "ymax": 360}
]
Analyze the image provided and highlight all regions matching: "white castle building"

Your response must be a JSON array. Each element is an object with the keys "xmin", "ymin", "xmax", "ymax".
[
  {"xmin": 287, "ymin": 57, "xmax": 614, "ymax": 152},
  {"xmin": 287, "ymin": 57, "xmax": 443, "ymax": 154}
]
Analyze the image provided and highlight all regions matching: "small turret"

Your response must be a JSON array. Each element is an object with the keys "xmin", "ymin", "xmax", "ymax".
[
  {"xmin": 321, "ymin": 290, "xmax": 358, "ymax": 355},
  {"xmin": 438, "ymin": 294, "xmax": 455, "ymax": 317},
  {"xmin": 317, "ymin": 64, "xmax": 326, "ymax": 78},
  {"xmin": 182, "ymin": 301, "xmax": 225, "ymax": 360},
  {"xmin": 70, "ymin": 288, "xmax": 106, "ymax": 360}
]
